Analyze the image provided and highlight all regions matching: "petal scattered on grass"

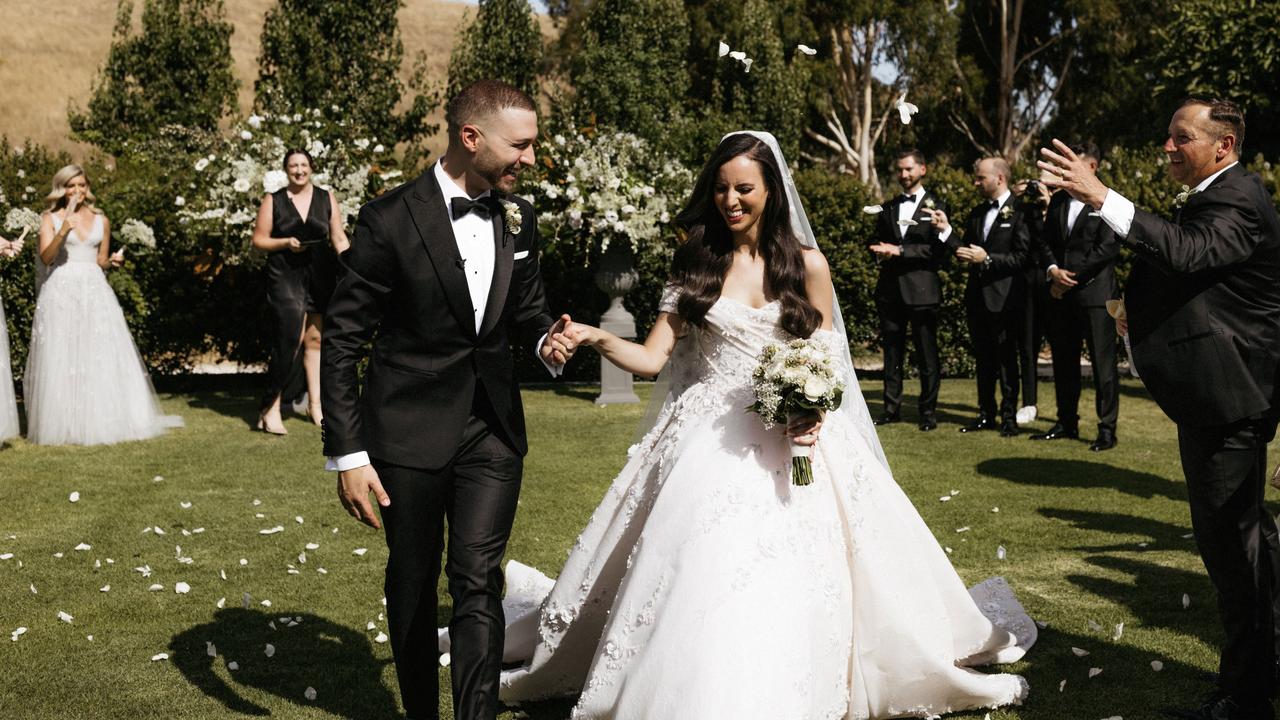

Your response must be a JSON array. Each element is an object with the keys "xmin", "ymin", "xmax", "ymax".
[
  {"xmin": 1113, "ymin": 622, "xmax": 1124, "ymax": 641},
  {"xmin": 1182, "ymin": 593, "xmax": 1191, "ymax": 609},
  {"xmin": 996, "ymin": 545, "xmax": 1007, "ymax": 560},
  {"xmin": 69, "ymin": 492, "xmax": 80, "ymax": 503},
  {"xmin": 57, "ymin": 611, "xmax": 73, "ymax": 623},
  {"xmin": 180, "ymin": 502, "xmax": 192, "ymax": 509},
  {"xmin": 1151, "ymin": 660, "xmax": 1164, "ymax": 671},
  {"xmin": 100, "ymin": 585, "xmax": 110, "ymax": 593},
  {"xmin": 264, "ymin": 644, "xmax": 275, "ymax": 658},
  {"xmin": 11, "ymin": 627, "xmax": 28, "ymax": 641},
  {"xmin": 1088, "ymin": 667, "xmax": 1103, "ymax": 678},
  {"xmin": 1071, "ymin": 647, "xmax": 1090, "ymax": 657},
  {"xmin": 175, "ymin": 582, "xmax": 191, "ymax": 594},
  {"xmin": 259, "ymin": 526, "xmax": 284, "ymax": 535},
  {"xmin": 1059, "ymin": 679, "xmax": 1066, "ymax": 692},
  {"xmin": 305, "ymin": 543, "xmax": 320, "ymax": 550},
  {"xmin": 353, "ymin": 548, "xmax": 368, "ymax": 556},
  {"xmin": 227, "ymin": 661, "xmax": 239, "ymax": 671},
  {"xmin": 375, "ymin": 632, "xmax": 388, "ymax": 644},
  {"xmin": 148, "ymin": 584, "xmax": 163, "ymax": 592},
  {"xmin": 304, "ymin": 687, "xmax": 317, "ymax": 701},
  {"xmin": 151, "ymin": 652, "xmax": 169, "ymax": 661},
  {"xmin": 216, "ymin": 597, "xmax": 226, "ymax": 609},
  {"xmin": 439, "ymin": 652, "xmax": 451, "ymax": 667}
]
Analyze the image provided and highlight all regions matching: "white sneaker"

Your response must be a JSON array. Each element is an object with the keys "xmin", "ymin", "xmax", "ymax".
[{"xmin": 1015, "ymin": 405, "xmax": 1037, "ymax": 424}]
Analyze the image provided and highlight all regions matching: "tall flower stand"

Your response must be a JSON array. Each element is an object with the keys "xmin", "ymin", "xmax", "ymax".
[{"xmin": 592, "ymin": 242, "xmax": 640, "ymax": 405}]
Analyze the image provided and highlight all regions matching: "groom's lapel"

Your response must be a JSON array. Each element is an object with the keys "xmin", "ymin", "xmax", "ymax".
[
  {"xmin": 478, "ymin": 207, "xmax": 513, "ymax": 339},
  {"xmin": 407, "ymin": 173, "xmax": 476, "ymax": 339}
]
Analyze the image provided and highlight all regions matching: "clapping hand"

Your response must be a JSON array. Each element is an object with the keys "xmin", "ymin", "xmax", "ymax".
[
  {"xmin": 868, "ymin": 242, "xmax": 901, "ymax": 259},
  {"xmin": 923, "ymin": 208, "xmax": 949, "ymax": 233}
]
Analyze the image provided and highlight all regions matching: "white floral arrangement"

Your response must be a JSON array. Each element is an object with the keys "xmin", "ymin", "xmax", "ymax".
[
  {"xmin": 177, "ymin": 109, "xmax": 402, "ymax": 264},
  {"xmin": 116, "ymin": 218, "xmax": 157, "ymax": 250},
  {"xmin": 4, "ymin": 207, "xmax": 41, "ymax": 236},
  {"xmin": 748, "ymin": 338, "xmax": 847, "ymax": 486},
  {"xmin": 535, "ymin": 129, "xmax": 692, "ymax": 256}
]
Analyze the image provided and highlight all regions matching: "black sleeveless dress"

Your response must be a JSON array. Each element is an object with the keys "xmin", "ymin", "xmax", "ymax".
[{"xmin": 261, "ymin": 186, "xmax": 338, "ymax": 409}]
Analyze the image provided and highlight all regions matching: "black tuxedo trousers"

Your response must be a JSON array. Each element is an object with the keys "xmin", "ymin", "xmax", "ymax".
[{"xmin": 378, "ymin": 387, "xmax": 521, "ymax": 720}]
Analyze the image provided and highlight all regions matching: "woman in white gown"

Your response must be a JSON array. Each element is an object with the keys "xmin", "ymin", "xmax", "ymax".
[
  {"xmin": 0, "ymin": 229, "xmax": 25, "ymax": 442},
  {"xmin": 460, "ymin": 133, "xmax": 1036, "ymax": 720},
  {"xmin": 24, "ymin": 165, "xmax": 181, "ymax": 445}
]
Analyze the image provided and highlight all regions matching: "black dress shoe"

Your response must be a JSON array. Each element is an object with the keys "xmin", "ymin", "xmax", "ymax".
[
  {"xmin": 999, "ymin": 418, "xmax": 1019, "ymax": 437},
  {"xmin": 959, "ymin": 415, "xmax": 996, "ymax": 433},
  {"xmin": 1029, "ymin": 422, "xmax": 1079, "ymax": 441},
  {"xmin": 918, "ymin": 417, "xmax": 938, "ymax": 432},
  {"xmin": 1090, "ymin": 429, "xmax": 1118, "ymax": 452},
  {"xmin": 1161, "ymin": 692, "xmax": 1276, "ymax": 719},
  {"xmin": 874, "ymin": 413, "xmax": 902, "ymax": 426}
]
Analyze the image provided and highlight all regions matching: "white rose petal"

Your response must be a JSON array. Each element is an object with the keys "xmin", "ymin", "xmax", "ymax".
[
  {"xmin": 151, "ymin": 653, "xmax": 169, "ymax": 662},
  {"xmin": 264, "ymin": 643, "xmax": 275, "ymax": 658},
  {"xmin": 294, "ymin": 516, "xmax": 304, "ymax": 524},
  {"xmin": 1088, "ymin": 667, "xmax": 1103, "ymax": 678},
  {"xmin": 797, "ymin": 44, "xmax": 818, "ymax": 55},
  {"xmin": 69, "ymin": 491, "xmax": 80, "ymax": 503},
  {"xmin": 260, "ymin": 526, "xmax": 284, "ymax": 535},
  {"xmin": 261, "ymin": 599, "xmax": 272, "ymax": 607},
  {"xmin": 862, "ymin": 205, "xmax": 884, "ymax": 215},
  {"xmin": 996, "ymin": 545, "xmax": 1007, "ymax": 560},
  {"xmin": 149, "ymin": 584, "xmax": 163, "ymax": 592},
  {"xmin": 1059, "ymin": 679, "xmax": 1066, "ymax": 692},
  {"xmin": 57, "ymin": 611, "xmax": 73, "ymax": 623},
  {"xmin": 100, "ymin": 585, "xmax": 110, "ymax": 592},
  {"xmin": 227, "ymin": 661, "xmax": 239, "ymax": 671},
  {"xmin": 352, "ymin": 548, "xmax": 368, "ymax": 556},
  {"xmin": 175, "ymin": 582, "xmax": 191, "ymax": 594},
  {"xmin": 180, "ymin": 501, "xmax": 192, "ymax": 509},
  {"xmin": 374, "ymin": 632, "xmax": 388, "ymax": 644},
  {"xmin": 718, "ymin": 41, "xmax": 730, "ymax": 58},
  {"xmin": 11, "ymin": 627, "xmax": 28, "ymax": 641},
  {"xmin": 216, "ymin": 597, "xmax": 226, "ymax": 609},
  {"xmin": 305, "ymin": 543, "xmax": 320, "ymax": 550},
  {"xmin": 1151, "ymin": 660, "xmax": 1164, "ymax": 671},
  {"xmin": 304, "ymin": 687, "xmax": 317, "ymax": 701},
  {"xmin": 439, "ymin": 652, "xmax": 451, "ymax": 667},
  {"xmin": 1071, "ymin": 647, "xmax": 1090, "ymax": 657},
  {"xmin": 1112, "ymin": 622, "xmax": 1124, "ymax": 640},
  {"xmin": 1182, "ymin": 593, "xmax": 1191, "ymax": 609}
]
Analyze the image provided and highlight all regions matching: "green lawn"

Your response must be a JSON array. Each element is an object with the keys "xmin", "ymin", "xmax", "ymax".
[{"xmin": 1, "ymin": 378, "xmax": 1276, "ymax": 719}]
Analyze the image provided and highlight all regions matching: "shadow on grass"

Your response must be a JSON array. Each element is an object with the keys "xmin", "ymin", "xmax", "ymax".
[
  {"xmin": 976, "ymin": 457, "xmax": 1185, "ymax": 502},
  {"xmin": 185, "ymin": 389, "xmax": 263, "ymax": 429},
  {"xmin": 1038, "ymin": 507, "xmax": 1197, "ymax": 553},
  {"xmin": 548, "ymin": 385, "xmax": 601, "ymax": 403},
  {"xmin": 170, "ymin": 608, "xmax": 398, "ymax": 719},
  {"xmin": 860, "ymin": 392, "xmax": 980, "ymax": 426},
  {"xmin": 1067, "ymin": 554, "xmax": 1220, "ymax": 648}
]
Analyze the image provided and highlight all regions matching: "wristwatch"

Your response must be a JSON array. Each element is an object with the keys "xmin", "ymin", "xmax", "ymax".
[{"xmin": 982, "ymin": 255, "xmax": 993, "ymax": 270}]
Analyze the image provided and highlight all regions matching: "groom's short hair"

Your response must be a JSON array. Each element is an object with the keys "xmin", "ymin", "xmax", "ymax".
[
  {"xmin": 446, "ymin": 80, "xmax": 537, "ymax": 141},
  {"xmin": 1180, "ymin": 96, "xmax": 1246, "ymax": 153},
  {"xmin": 895, "ymin": 148, "xmax": 927, "ymax": 166}
]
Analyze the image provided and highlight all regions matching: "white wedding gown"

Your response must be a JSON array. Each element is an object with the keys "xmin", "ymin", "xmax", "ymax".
[
  {"xmin": 446, "ymin": 291, "xmax": 1036, "ymax": 719},
  {"xmin": 0, "ymin": 293, "xmax": 18, "ymax": 442},
  {"xmin": 23, "ymin": 213, "xmax": 182, "ymax": 445}
]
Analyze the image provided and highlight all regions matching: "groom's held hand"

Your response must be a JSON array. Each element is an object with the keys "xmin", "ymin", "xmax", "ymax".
[
  {"xmin": 1038, "ymin": 139, "xmax": 1109, "ymax": 209},
  {"xmin": 338, "ymin": 465, "xmax": 390, "ymax": 530},
  {"xmin": 541, "ymin": 313, "xmax": 576, "ymax": 366}
]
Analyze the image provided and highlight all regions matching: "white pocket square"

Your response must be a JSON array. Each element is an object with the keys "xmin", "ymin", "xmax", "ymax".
[{"xmin": 513, "ymin": 250, "xmax": 530, "ymax": 260}]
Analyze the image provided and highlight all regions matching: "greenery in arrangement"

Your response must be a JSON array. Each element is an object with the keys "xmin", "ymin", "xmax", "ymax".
[
  {"xmin": 69, "ymin": 0, "xmax": 238, "ymax": 156},
  {"xmin": 447, "ymin": 0, "xmax": 545, "ymax": 101},
  {"xmin": 0, "ymin": 380, "xmax": 1274, "ymax": 718}
]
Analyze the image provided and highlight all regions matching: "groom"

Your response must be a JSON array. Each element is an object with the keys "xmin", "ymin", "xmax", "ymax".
[
  {"xmin": 321, "ymin": 80, "xmax": 575, "ymax": 720},
  {"xmin": 1041, "ymin": 97, "xmax": 1280, "ymax": 720}
]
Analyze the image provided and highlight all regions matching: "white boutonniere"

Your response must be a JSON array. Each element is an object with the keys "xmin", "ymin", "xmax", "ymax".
[
  {"xmin": 999, "ymin": 204, "xmax": 1014, "ymax": 220},
  {"xmin": 1173, "ymin": 185, "xmax": 1198, "ymax": 208},
  {"xmin": 501, "ymin": 200, "xmax": 523, "ymax": 236},
  {"xmin": 923, "ymin": 198, "xmax": 936, "ymax": 210}
]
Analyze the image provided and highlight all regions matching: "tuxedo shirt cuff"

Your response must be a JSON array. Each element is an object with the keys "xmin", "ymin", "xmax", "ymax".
[
  {"xmin": 326, "ymin": 451, "xmax": 370, "ymax": 472},
  {"xmin": 1046, "ymin": 264, "xmax": 1058, "ymax": 281},
  {"xmin": 535, "ymin": 333, "xmax": 563, "ymax": 378},
  {"xmin": 1098, "ymin": 190, "xmax": 1135, "ymax": 239},
  {"xmin": 938, "ymin": 226, "xmax": 952, "ymax": 242}
]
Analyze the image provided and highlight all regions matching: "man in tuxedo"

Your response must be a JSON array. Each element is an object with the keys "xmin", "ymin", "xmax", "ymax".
[
  {"xmin": 1014, "ymin": 182, "xmax": 1051, "ymax": 426},
  {"xmin": 930, "ymin": 157, "xmax": 1030, "ymax": 436},
  {"xmin": 1041, "ymin": 97, "xmax": 1280, "ymax": 720},
  {"xmin": 1030, "ymin": 142, "xmax": 1122, "ymax": 452},
  {"xmin": 321, "ymin": 80, "xmax": 576, "ymax": 720},
  {"xmin": 867, "ymin": 148, "xmax": 949, "ymax": 432}
]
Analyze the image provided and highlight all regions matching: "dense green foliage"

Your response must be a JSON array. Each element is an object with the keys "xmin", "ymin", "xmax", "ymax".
[
  {"xmin": 68, "ymin": 0, "xmax": 238, "ymax": 155},
  {"xmin": 446, "ymin": 0, "xmax": 545, "ymax": 101}
]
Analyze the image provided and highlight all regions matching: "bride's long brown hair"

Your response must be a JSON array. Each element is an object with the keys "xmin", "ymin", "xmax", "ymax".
[{"xmin": 671, "ymin": 134, "xmax": 820, "ymax": 339}]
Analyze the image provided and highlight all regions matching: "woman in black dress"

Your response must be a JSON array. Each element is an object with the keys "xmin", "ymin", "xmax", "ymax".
[{"xmin": 250, "ymin": 149, "xmax": 349, "ymax": 434}]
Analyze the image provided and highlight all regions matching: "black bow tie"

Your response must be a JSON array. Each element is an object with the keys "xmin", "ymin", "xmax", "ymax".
[
  {"xmin": 900, "ymin": 193, "xmax": 918, "ymax": 204},
  {"xmin": 450, "ymin": 195, "xmax": 498, "ymax": 221},
  {"xmin": 982, "ymin": 199, "xmax": 999, "ymax": 211}
]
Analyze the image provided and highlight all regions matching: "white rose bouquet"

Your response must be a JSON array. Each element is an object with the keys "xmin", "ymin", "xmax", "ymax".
[{"xmin": 748, "ymin": 338, "xmax": 846, "ymax": 486}]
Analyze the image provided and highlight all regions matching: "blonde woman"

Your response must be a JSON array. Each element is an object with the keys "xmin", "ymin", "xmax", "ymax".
[
  {"xmin": 23, "ymin": 165, "xmax": 181, "ymax": 445},
  {"xmin": 0, "ymin": 228, "xmax": 25, "ymax": 443}
]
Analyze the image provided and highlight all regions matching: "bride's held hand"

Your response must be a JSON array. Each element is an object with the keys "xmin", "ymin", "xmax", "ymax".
[{"xmin": 786, "ymin": 411, "xmax": 824, "ymax": 446}]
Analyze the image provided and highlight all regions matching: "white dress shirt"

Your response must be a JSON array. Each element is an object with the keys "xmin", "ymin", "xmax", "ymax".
[
  {"xmin": 896, "ymin": 188, "xmax": 925, "ymax": 227},
  {"xmin": 1046, "ymin": 198, "xmax": 1087, "ymax": 275},
  {"xmin": 1098, "ymin": 161, "xmax": 1239, "ymax": 239},
  {"xmin": 937, "ymin": 189, "xmax": 1010, "ymax": 243},
  {"xmin": 327, "ymin": 162, "xmax": 559, "ymax": 473}
]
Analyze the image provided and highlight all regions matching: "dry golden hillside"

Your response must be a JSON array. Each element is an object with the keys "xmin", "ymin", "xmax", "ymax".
[{"xmin": 0, "ymin": 0, "xmax": 549, "ymax": 158}]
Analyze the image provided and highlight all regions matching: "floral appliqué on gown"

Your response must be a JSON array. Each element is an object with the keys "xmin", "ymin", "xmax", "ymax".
[{"xmin": 446, "ymin": 285, "xmax": 1036, "ymax": 720}]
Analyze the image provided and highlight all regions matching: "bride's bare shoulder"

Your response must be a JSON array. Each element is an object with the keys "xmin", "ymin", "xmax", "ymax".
[{"xmin": 800, "ymin": 246, "xmax": 831, "ymax": 279}]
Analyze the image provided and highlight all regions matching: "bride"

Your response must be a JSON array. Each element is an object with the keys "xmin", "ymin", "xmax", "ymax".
[
  {"xmin": 24, "ymin": 165, "xmax": 181, "ymax": 445},
  {"xmin": 457, "ymin": 133, "xmax": 1035, "ymax": 719}
]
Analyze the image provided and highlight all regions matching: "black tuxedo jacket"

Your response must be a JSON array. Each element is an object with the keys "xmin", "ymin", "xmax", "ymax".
[
  {"xmin": 869, "ymin": 191, "xmax": 950, "ymax": 306},
  {"xmin": 947, "ymin": 196, "xmax": 1031, "ymax": 312},
  {"xmin": 1037, "ymin": 190, "xmax": 1121, "ymax": 307},
  {"xmin": 321, "ymin": 171, "xmax": 554, "ymax": 468},
  {"xmin": 1125, "ymin": 164, "xmax": 1280, "ymax": 428}
]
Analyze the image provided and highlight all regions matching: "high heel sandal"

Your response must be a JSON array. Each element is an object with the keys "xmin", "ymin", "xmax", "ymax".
[{"xmin": 256, "ymin": 413, "xmax": 287, "ymax": 435}]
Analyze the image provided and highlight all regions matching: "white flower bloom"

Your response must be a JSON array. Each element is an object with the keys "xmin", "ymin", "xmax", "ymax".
[
  {"xmin": 354, "ymin": 138, "xmax": 370, "ymax": 150},
  {"xmin": 263, "ymin": 170, "xmax": 288, "ymax": 193},
  {"xmin": 606, "ymin": 177, "xmax": 622, "ymax": 191},
  {"xmin": 195, "ymin": 158, "xmax": 210, "ymax": 172},
  {"xmin": 233, "ymin": 178, "xmax": 251, "ymax": 193},
  {"xmin": 613, "ymin": 221, "xmax": 627, "ymax": 233},
  {"xmin": 247, "ymin": 115, "xmax": 263, "ymax": 129},
  {"xmin": 293, "ymin": 113, "xmax": 303, "ymax": 122},
  {"xmin": 604, "ymin": 210, "xmax": 619, "ymax": 223},
  {"xmin": 240, "ymin": 130, "xmax": 253, "ymax": 141},
  {"xmin": 174, "ymin": 196, "xmax": 185, "ymax": 207},
  {"xmin": 621, "ymin": 204, "xmax": 636, "ymax": 215}
]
